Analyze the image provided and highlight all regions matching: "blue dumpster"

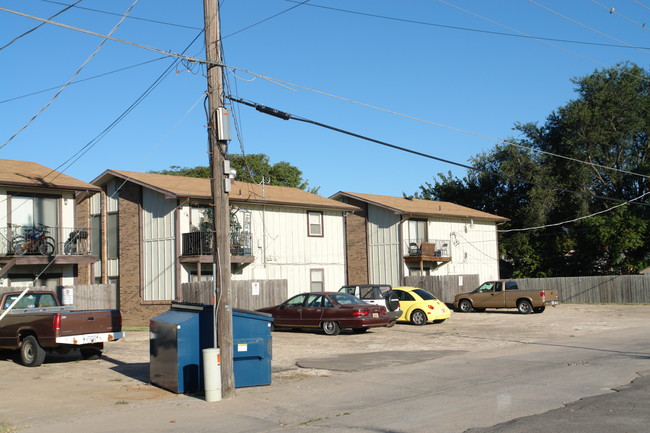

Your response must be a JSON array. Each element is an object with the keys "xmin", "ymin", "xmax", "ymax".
[
  {"xmin": 150, "ymin": 303, "xmax": 273, "ymax": 393},
  {"xmin": 149, "ymin": 306, "xmax": 203, "ymax": 394},
  {"xmin": 232, "ymin": 308, "xmax": 273, "ymax": 388}
]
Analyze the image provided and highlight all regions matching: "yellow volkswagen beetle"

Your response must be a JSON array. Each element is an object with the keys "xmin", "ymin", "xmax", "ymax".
[{"xmin": 392, "ymin": 286, "xmax": 451, "ymax": 325}]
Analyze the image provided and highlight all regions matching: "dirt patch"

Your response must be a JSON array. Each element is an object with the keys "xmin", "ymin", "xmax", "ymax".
[{"xmin": 1, "ymin": 304, "xmax": 648, "ymax": 427}]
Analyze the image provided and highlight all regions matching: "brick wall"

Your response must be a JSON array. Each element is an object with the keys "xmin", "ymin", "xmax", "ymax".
[
  {"xmin": 343, "ymin": 198, "xmax": 369, "ymax": 285},
  {"xmin": 75, "ymin": 194, "xmax": 91, "ymax": 284}
]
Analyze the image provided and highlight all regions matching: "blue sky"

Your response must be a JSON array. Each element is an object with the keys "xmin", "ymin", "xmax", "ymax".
[{"xmin": 2, "ymin": 0, "xmax": 649, "ymax": 198}]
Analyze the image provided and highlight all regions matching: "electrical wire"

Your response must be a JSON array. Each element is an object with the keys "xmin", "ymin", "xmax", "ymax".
[
  {"xmin": 528, "ymin": 0, "xmax": 650, "ymax": 54},
  {"xmin": 45, "ymin": 28, "xmax": 205, "ymax": 182},
  {"xmin": 589, "ymin": 0, "xmax": 650, "ymax": 32},
  {"xmin": 221, "ymin": 0, "xmax": 311, "ymax": 40},
  {"xmin": 282, "ymin": 0, "xmax": 650, "ymax": 50},
  {"xmin": 498, "ymin": 191, "xmax": 650, "ymax": 232},
  {"xmin": 39, "ymin": 0, "xmax": 202, "ymax": 30},
  {"xmin": 228, "ymin": 96, "xmax": 650, "ymax": 208},
  {"xmin": 0, "ymin": 57, "xmax": 167, "ymax": 104},
  {"xmin": 0, "ymin": 0, "xmax": 83, "ymax": 51},
  {"xmin": 0, "ymin": 0, "xmax": 140, "ymax": 151}
]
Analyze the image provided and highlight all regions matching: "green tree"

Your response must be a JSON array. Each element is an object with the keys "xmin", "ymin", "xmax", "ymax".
[
  {"xmin": 417, "ymin": 62, "xmax": 650, "ymax": 277},
  {"xmin": 151, "ymin": 153, "xmax": 320, "ymax": 193}
]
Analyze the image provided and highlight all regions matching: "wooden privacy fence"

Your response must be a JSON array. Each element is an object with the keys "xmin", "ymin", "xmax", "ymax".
[
  {"xmin": 514, "ymin": 275, "xmax": 650, "ymax": 304},
  {"xmin": 0, "ymin": 284, "xmax": 118, "ymax": 310},
  {"xmin": 179, "ymin": 279, "xmax": 288, "ymax": 310},
  {"xmin": 403, "ymin": 274, "xmax": 481, "ymax": 304},
  {"xmin": 404, "ymin": 274, "xmax": 650, "ymax": 304}
]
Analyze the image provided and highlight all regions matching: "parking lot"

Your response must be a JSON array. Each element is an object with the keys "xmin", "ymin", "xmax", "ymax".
[{"xmin": 2, "ymin": 303, "xmax": 649, "ymax": 431}]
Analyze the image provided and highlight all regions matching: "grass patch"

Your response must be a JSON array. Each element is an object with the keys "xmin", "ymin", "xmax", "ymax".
[
  {"xmin": 0, "ymin": 421, "xmax": 16, "ymax": 433},
  {"xmin": 123, "ymin": 326, "xmax": 148, "ymax": 332}
]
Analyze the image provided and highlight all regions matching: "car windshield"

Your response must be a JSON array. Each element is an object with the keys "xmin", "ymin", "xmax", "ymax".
[
  {"xmin": 413, "ymin": 289, "xmax": 437, "ymax": 300},
  {"xmin": 329, "ymin": 293, "xmax": 363, "ymax": 305}
]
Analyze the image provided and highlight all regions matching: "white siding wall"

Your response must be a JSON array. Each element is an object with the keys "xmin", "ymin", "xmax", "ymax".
[
  {"xmin": 142, "ymin": 189, "xmax": 176, "ymax": 301},
  {"xmin": 367, "ymin": 205, "xmax": 401, "ymax": 287},
  {"xmin": 230, "ymin": 205, "xmax": 348, "ymax": 297},
  {"xmin": 421, "ymin": 218, "xmax": 500, "ymax": 283}
]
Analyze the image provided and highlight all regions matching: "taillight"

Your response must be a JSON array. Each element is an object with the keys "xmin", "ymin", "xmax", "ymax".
[
  {"xmin": 540, "ymin": 291, "xmax": 546, "ymax": 297},
  {"xmin": 380, "ymin": 306, "xmax": 387, "ymax": 313},
  {"xmin": 353, "ymin": 310, "xmax": 370, "ymax": 317},
  {"xmin": 53, "ymin": 314, "xmax": 61, "ymax": 333}
]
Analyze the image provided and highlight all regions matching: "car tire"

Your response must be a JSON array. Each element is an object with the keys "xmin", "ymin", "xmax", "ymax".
[
  {"xmin": 533, "ymin": 306, "xmax": 546, "ymax": 314},
  {"xmin": 352, "ymin": 328, "xmax": 368, "ymax": 333},
  {"xmin": 321, "ymin": 321, "xmax": 340, "ymax": 336},
  {"xmin": 385, "ymin": 292, "xmax": 400, "ymax": 312},
  {"xmin": 458, "ymin": 299, "xmax": 473, "ymax": 313},
  {"xmin": 20, "ymin": 335, "xmax": 46, "ymax": 367},
  {"xmin": 410, "ymin": 310, "xmax": 427, "ymax": 326},
  {"xmin": 517, "ymin": 299, "xmax": 533, "ymax": 314}
]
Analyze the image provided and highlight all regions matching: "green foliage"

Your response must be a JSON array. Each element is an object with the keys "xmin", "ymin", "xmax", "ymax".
[
  {"xmin": 151, "ymin": 153, "xmax": 319, "ymax": 193},
  {"xmin": 417, "ymin": 62, "xmax": 650, "ymax": 277}
]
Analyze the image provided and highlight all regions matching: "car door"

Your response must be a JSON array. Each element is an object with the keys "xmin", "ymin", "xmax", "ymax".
[
  {"xmin": 300, "ymin": 294, "xmax": 326, "ymax": 327},
  {"xmin": 273, "ymin": 294, "xmax": 307, "ymax": 327},
  {"xmin": 482, "ymin": 282, "xmax": 505, "ymax": 308},
  {"xmin": 393, "ymin": 289, "xmax": 416, "ymax": 319},
  {"xmin": 471, "ymin": 282, "xmax": 497, "ymax": 306}
]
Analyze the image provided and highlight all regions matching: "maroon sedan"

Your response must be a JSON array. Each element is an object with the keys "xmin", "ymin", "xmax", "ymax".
[{"xmin": 257, "ymin": 292, "xmax": 390, "ymax": 335}]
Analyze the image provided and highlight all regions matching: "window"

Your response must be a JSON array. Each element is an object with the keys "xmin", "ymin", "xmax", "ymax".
[
  {"xmin": 407, "ymin": 219, "xmax": 427, "ymax": 244},
  {"xmin": 310, "ymin": 269, "xmax": 324, "ymax": 291},
  {"xmin": 307, "ymin": 211, "xmax": 323, "ymax": 237},
  {"xmin": 106, "ymin": 213, "xmax": 119, "ymax": 259}
]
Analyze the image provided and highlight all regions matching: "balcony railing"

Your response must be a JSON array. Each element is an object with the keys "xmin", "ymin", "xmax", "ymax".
[
  {"xmin": 404, "ymin": 239, "xmax": 451, "ymax": 259},
  {"xmin": 0, "ymin": 225, "xmax": 94, "ymax": 256},
  {"xmin": 182, "ymin": 230, "xmax": 253, "ymax": 257}
]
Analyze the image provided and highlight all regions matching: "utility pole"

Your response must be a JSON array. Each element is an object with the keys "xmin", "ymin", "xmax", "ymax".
[{"xmin": 203, "ymin": 0, "xmax": 235, "ymax": 398}]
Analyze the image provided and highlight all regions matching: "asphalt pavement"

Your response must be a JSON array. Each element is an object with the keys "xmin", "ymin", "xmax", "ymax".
[{"xmin": 12, "ymin": 324, "xmax": 650, "ymax": 433}]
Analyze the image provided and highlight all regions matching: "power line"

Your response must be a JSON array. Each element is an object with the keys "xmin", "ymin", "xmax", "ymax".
[
  {"xmin": 0, "ymin": 0, "xmax": 140, "ymax": 151},
  {"xmin": 498, "ymin": 191, "xmax": 650, "ymax": 232},
  {"xmin": 0, "ymin": 56, "xmax": 167, "ymax": 104},
  {"xmin": 528, "ymin": 0, "xmax": 650, "ymax": 55},
  {"xmin": 4, "ymin": 3, "xmax": 647, "ymax": 183},
  {"xmin": 46, "ymin": 28, "xmax": 205, "ymax": 181},
  {"xmin": 39, "ymin": 0, "xmax": 202, "ymax": 30},
  {"xmin": 0, "ymin": 0, "xmax": 83, "ymax": 51},
  {"xmin": 228, "ymin": 96, "xmax": 650, "ymax": 207},
  {"xmin": 282, "ymin": 0, "xmax": 650, "ymax": 50}
]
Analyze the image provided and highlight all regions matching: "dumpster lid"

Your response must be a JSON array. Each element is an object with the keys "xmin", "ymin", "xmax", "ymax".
[{"xmin": 233, "ymin": 308, "xmax": 273, "ymax": 320}]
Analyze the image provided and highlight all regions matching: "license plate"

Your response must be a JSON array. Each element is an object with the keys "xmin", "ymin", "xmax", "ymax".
[{"xmin": 372, "ymin": 313, "xmax": 378, "ymax": 318}]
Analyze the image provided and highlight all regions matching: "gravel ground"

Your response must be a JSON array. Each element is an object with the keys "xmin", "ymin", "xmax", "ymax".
[{"xmin": 1, "ymin": 303, "xmax": 648, "ymax": 428}]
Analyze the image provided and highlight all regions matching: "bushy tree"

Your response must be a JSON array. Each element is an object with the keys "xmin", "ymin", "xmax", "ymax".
[{"xmin": 417, "ymin": 62, "xmax": 650, "ymax": 277}]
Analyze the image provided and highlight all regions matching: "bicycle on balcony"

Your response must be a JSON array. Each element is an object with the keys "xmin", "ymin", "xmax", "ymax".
[{"xmin": 13, "ymin": 224, "xmax": 56, "ymax": 256}]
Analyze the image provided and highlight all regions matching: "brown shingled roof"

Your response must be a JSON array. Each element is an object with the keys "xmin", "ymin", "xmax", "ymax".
[
  {"xmin": 92, "ymin": 170, "xmax": 359, "ymax": 212},
  {"xmin": 331, "ymin": 191, "xmax": 509, "ymax": 222},
  {"xmin": 0, "ymin": 159, "xmax": 100, "ymax": 191}
]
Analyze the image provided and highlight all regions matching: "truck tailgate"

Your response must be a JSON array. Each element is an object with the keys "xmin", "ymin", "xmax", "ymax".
[{"xmin": 56, "ymin": 310, "xmax": 123, "ymax": 345}]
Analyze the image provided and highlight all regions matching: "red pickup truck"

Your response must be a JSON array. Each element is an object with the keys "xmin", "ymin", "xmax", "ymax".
[{"xmin": 0, "ymin": 290, "xmax": 124, "ymax": 367}]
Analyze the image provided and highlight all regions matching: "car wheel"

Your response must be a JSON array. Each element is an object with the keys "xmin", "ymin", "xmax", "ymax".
[
  {"xmin": 517, "ymin": 300, "xmax": 533, "ymax": 314},
  {"xmin": 352, "ymin": 328, "xmax": 368, "ymax": 333},
  {"xmin": 321, "ymin": 321, "xmax": 340, "ymax": 335},
  {"xmin": 458, "ymin": 299, "xmax": 473, "ymax": 313},
  {"xmin": 410, "ymin": 310, "xmax": 427, "ymax": 326},
  {"xmin": 20, "ymin": 335, "xmax": 46, "ymax": 367},
  {"xmin": 533, "ymin": 306, "xmax": 546, "ymax": 314}
]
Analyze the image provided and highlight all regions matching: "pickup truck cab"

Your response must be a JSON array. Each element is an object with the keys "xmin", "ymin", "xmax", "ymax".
[
  {"xmin": 453, "ymin": 281, "xmax": 559, "ymax": 314},
  {"xmin": 0, "ymin": 291, "xmax": 124, "ymax": 367}
]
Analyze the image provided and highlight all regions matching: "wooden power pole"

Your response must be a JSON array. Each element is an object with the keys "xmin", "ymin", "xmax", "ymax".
[{"xmin": 203, "ymin": 0, "xmax": 235, "ymax": 398}]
